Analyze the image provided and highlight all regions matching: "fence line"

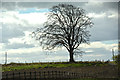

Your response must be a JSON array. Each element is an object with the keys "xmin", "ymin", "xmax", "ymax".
[{"xmin": 2, "ymin": 70, "xmax": 110, "ymax": 79}]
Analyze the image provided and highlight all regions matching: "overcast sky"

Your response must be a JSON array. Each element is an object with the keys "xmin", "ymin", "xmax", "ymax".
[{"xmin": 0, "ymin": 1, "xmax": 119, "ymax": 64}]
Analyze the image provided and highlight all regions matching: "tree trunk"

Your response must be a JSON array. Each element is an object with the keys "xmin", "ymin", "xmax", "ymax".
[{"xmin": 69, "ymin": 50, "xmax": 75, "ymax": 62}]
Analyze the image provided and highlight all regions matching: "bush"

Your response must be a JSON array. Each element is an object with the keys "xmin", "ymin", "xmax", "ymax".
[{"xmin": 113, "ymin": 54, "xmax": 120, "ymax": 64}]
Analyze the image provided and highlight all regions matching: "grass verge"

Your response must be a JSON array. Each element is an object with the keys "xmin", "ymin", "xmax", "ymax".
[{"xmin": 2, "ymin": 61, "xmax": 109, "ymax": 72}]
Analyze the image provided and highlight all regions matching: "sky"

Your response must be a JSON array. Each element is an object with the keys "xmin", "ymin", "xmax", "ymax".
[{"xmin": 0, "ymin": 1, "xmax": 119, "ymax": 64}]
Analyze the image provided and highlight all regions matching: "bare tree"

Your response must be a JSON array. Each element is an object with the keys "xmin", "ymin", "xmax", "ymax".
[{"xmin": 32, "ymin": 4, "xmax": 93, "ymax": 62}]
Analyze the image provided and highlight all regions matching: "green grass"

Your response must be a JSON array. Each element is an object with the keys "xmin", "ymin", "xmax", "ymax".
[
  {"xmin": 0, "ymin": 67, "xmax": 2, "ymax": 71},
  {"xmin": 2, "ymin": 61, "xmax": 109, "ymax": 72}
]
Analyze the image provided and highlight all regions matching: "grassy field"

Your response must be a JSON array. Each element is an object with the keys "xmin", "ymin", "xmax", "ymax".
[
  {"xmin": 2, "ymin": 61, "xmax": 110, "ymax": 72},
  {"xmin": 2, "ymin": 62, "xmax": 118, "ymax": 79}
]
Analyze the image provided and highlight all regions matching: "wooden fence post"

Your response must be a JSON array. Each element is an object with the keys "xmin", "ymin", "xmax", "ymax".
[
  {"xmin": 19, "ymin": 72, "xmax": 20, "ymax": 79},
  {"xmin": 74, "ymin": 73, "xmax": 75, "ymax": 78},
  {"xmin": 58, "ymin": 71, "xmax": 60, "ymax": 78},
  {"xmin": 64, "ymin": 71, "xmax": 66, "ymax": 78},
  {"xmin": 51, "ymin": 71, "xmax": 53, "ymax": 78},
  {"xmin": 55, "ymin": 71, "xmax": 57, "ymax": 78},
  {"xmin": 75, "ymin": 73, "xmax": 77, "ymax": 78},
  {"xmin": 30, "ymin": 72, "xmax": 31, "ymax": 79},
  {"xmin": 39, "ymin": 71, "xmax": 41, "ymax": 78},
  {"xmin": 34, "ymin": 71, "xmax": 36, "ymax": 80},
  {"xmin": 61, "ymin": 71, "xmax": 63, "ymax": 78},
  {"xmin": 62, "ymin": 71, "xmax": 64, "ymax": 78},
  {"xmin": 13, "ymin": 72, "xmax": 14, "ymax": 80},
  {"xmin": 6, "ymin": 73, "xmax": 8, "ymax": 79},
  {"xmin": 24, "ymin": 72, "xmax": 26, "ymax": 79},
  {"xmin": 48, "ymin": 71, "xmax": 50, "ymax": 78},
  {"xmin": 71, "ymin": 72, "xmax": 73, "ymax": 78},
  {"xmin": 76, "ymin": 73, "xmax": 78, "ymax": 78},
  {"xmin": 44, "ymin": 71, "xmax": 46, "ymax": 78}
]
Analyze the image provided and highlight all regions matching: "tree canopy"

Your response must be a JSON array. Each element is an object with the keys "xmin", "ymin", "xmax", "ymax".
[{"xmin": 32, "ymin": 4, "xmax": 93, "ymax": 62}]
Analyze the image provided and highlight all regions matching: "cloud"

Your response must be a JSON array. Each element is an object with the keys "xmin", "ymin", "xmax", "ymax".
[
  {"xmin": 0, "ymin": 2, "xmax": 118, "ymax": 63},
  {"xmin": 85, "ymin": 54, "xmax": 104, "ymax": 57},
  {"xmin": 0, "ymin": 43, "xmax": 5, "ymax": 50},
  {"xmin": 83, "ymin": 2, "xmax": 118, "ymax": 41},
  {"xmin": 1, "ymin": 10, "xmax": 47, "ymax": 43},
  {"xmin": 1, "ymin": 2, "xmax": 118, "ymax": 42},
  {"xmin": 4, "ymin": 47, "xmax": 42, "ymax": 54},
  {"xmin": 3, "ymin": 31, "xmax": 38, "ymax": 49},
  {"xmin": 80, "ymin": 41, "xmax": 118, "ymax": 51},
  {"xmin": 18, "ymin": 12, "xmax": 47, "ymax": 25},
  {"xmin": 7, "ymin": 31, "xmax": 36, "ymax": 45},
  {"xmin": 85, "ymin": 2, "xmax": 103, "ymax": 7},
  {"xmin": 83, "ymin": 2, "xmax": 118, "ymax": 13},
  {"xmin": 19, "ymin": 8, "xmax": 49, "ymax": 14},
  {"xmin": 1, "ymin": 2, "xmax": 16, "ymax": 11},
  {"xmin": 89, "ymin": 14, "xmax": 118, "ymax": 41},
  {"xmin": 8, "ymin": 37, "xmax": 24, "ymax": 44},
  {"xmin": 1, "ymin": 11, "xmax": 22, "ymax": 24},
  {"xmin": 1, "ymin": 11, "xmax": 47, "ymax": 26},
  {"xmin": 0, "ymin": 40, "xmax": 118, "ymax": 63},
  {"xmin": 107, "ymin": 10, "xmax": 118, "ymax": 19},
  {"xmin": 87, "ymin": 12, "xmax": 106, "ymax": 18},
  {"xmin": 85, "ymin": 50, "xmax": 93, "ymax": 53},
  {"xmin": 87, "ymin": 10, "xmax": 118, "ymax": 19},
  {"xmin": 46, "ymin": 56, "xmax": 68, "ymax": 61},
  {"xmin": 108, "ymin": 14, "xmax": 116, "ymax": 18}
]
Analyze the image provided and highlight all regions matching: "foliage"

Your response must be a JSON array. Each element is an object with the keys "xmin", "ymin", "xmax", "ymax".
[{"xmin": 113, "ymin": 54, "xmax": 120, "ymax": 64}]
